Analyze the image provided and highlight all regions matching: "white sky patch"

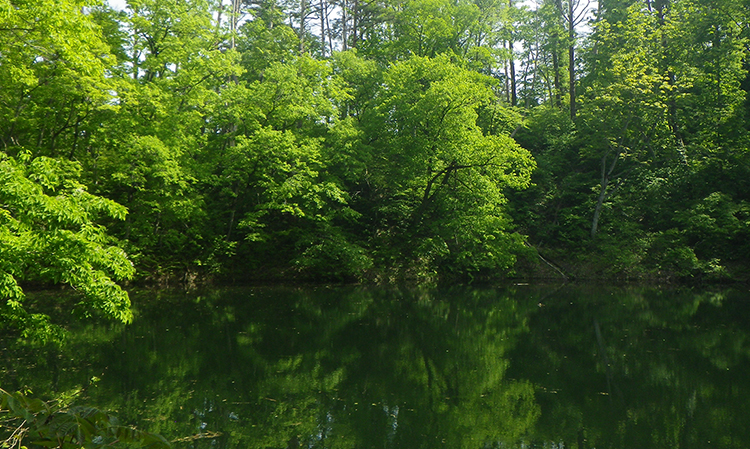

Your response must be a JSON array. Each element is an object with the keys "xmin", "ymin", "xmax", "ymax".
[{"xmin": 108, "ymin": 0, "xmax": 127, "ymax": 11}]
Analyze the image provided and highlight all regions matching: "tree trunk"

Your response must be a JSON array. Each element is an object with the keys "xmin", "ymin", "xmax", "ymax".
[
  {"xmin": 351, "ymin": 0, "xmax": 359, "ymax": 48},
  {"xmin": 591, "ymin": 175, "xmax": 607, "ymax": 238},
  {"xmin": 299, "ymin": 0, "xmax": 308, "ymax": 54},
  {"xmin": 326, "ymin": 0, "xmax": 334, "ymax": 55},
  {"xmin": 341, "ymin": 0, "xmax": 348, "ymax": 50},
  {"xmin": 655, "ymin": 0, "xmax": 682, "ymax": 142},
  {"xmin": 504, "ymin": 46, "xmax": 510, "ymax": 103},
  {"xmin": 568, "ymin": 0, "xmax": 576, "ymax": 120},
  {"xmin": 591, "ymin": 147, "xmax": 620, "ymax": 238},
  {"xmin": 319, "ymin": 0, "xmax": 326, "ymax": 56},
  {"xmin": 508, "ymin": 0, "xmax": 517, "ymax": 106},
  {"xmin": 553, "ymin": 51, "xmax": 562, "ymax": 107},
  {"xmin": 231, "ymin": 0, "xmax": 241, "ymax": 50},
  {"xmin": 510, "ymin": 48, "xmax": 517, "ymax": 106}
]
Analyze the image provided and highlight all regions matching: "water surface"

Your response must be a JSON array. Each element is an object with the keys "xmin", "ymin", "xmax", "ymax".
[{"xmin": 4, "ymin": 284, "xmax": 750, "ymax": 448}]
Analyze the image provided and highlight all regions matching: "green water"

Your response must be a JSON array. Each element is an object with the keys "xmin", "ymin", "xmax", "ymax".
[{"xmin": 4, "ymin": 284, "xmax": 750, "ymax": 448}]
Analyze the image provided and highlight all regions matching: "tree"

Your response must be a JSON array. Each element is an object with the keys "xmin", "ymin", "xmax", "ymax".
[
  {"xmin": 665, "ymin": 0, "xmax": 747, "ymax": 150},
  {"xmin": 580, "ymin": 4, "xmax": 672, "ymax": 239},
  {"xmin": 200, "ymin": 55, "xmax": 370, "ymax": 280},
  {"xmin": 236, "ymin": 0, "xmax": 299, "ymax": 81},
  {"xmin": 0, "ymin": 153, "xmax": 134, "ymax": 341},
  {"xmin": 553, "ymin": 0, "xmax": 589, "ymax": 120},
  {"xmin": 88, "ymin": 0, "xmax": 242, "ymax": 277},
  {"xmin": 355, "ymin": 55, "xmax": 536, "ymax": 278},
  {"xmin": 0, "ymin": 0, "xmax": 116, "ymax": 158},
  {"xmin": 0, "ymin": 0, "xmax": 136, "ymax": 338}
]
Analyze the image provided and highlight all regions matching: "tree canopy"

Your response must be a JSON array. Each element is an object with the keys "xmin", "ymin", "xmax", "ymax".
[{"xmin": 2, "ymin": 0, "xmax": 750, "ymax": 335}]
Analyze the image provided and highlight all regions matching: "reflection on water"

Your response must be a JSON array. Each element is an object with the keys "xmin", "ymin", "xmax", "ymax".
[{"xmin": 3, "ymin": 284, "xmax": 750, "ymax": 448}]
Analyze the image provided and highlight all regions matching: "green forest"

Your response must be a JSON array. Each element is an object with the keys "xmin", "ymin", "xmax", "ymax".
[{"xmin": 2, "ymin": 0, "xmax": 750, "ymax": 330}]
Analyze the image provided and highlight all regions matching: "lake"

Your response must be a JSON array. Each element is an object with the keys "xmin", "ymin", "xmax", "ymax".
[{"xmin": 4, "ymin": 284, "xmax": 750, "ymax": 448}]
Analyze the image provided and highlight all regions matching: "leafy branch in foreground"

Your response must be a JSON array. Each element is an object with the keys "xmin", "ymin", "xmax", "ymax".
[
  {"xmin": 0, "ymin": 389, "xmax": 171, "ymax": 449},
  {"xmin": 0, "ymin": 152, "xmax": 134, "ymax": 341}
]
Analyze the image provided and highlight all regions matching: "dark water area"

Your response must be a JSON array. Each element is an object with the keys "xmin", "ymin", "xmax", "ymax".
[{"xmin": 3, "ymin": 284, "xmax": 750, "ymax": 448}]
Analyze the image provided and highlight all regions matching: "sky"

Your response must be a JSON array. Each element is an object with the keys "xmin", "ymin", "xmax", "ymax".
[{"xmin": 108, "ymin": 0, "xmax": 127, "ymax": 11}]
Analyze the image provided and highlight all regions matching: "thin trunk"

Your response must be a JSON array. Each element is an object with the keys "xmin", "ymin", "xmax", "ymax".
[
  {"xmin": 510, "ymin": 44, "xmax": 517, "ymax": 106},
  {"xmin": 320, "ymin": 0, "xmax": 326, "ymax": 56},
  {"xmin": 37, "ymin": 125, "xmax": 45, "ymax": 150},
  {"xmin": 504, "ymin": 49, "xmax": 510, "ymax": 102},
  {"xmin": 530, "ymin": 43, "xmax": 540, "ymax": 107},
  {"xmin": 553, "ymin": 0, "xmax": 565, "ymax": 108},
  {"xmin": 351, "ymin": 0, "xmax": 358, "ymax": 48},
  {"xmin": 230, "ymin": 0, "xmax": 240, "ymax": 143},
  {"xmin": 520, "ymin": 49, "xmax": 533, "ymax": 107},
  {"xmin": 325, "ymin": 0, "xmax": 334, "ymax": 54},
  {"xmin": 230, "ymin": 0, "xmax": 241, "ymax": 51},
  {"xmin": 68, "ymin": 119, "xmax": 80, "ymax": 159},
  {"xmin": 591, "ymin": 119, "xmax": 629, "ymax": 238},
  {"xmin": 568, "ymin": 0, "xmax": 576, "ymax": 120},
  {"xmin": 552, "ymin": 51, "xmax": 562, "ymax": 107},
  {"xmin": 554, "ymin": 0, "xmax": 578, "ymax": 118},
  {"xmin": 215, "ymin": 0, "xmax": 223, "ymax": 37},
  {"xmin": 341, "ymin": 0, "xmax": 348, "ymax": 50},
  {"xmin": 569, "ymin": 42, "xmax": 575, "ymax": 119},
  {"xmin": 714, "ymin": 23, "xmax": 722, "ymax": 138},
  {"xmin": 591, "ymin": 173, "xmax": 608, "ymax": 238},
  {"xmin": 508, "ymin": 0, "xmax": 517, "ymax": 106},
  {"xmin": 656, "ymin": 1, "xmax": 681, "ymax": 142},
  {"xmin": 227, "ymin": 208, "xmax": 236, "ymax": 240},
  {"xmin": 541, "ymin": 70, "xmax": 553, "ymax": 106},
  {"xmin": 299, "ymin": 0, "xmax": 308, "ymax": 54},
  {"xmin": 132, "ymin": 37, "xmax": 140, "ymax": 80}
]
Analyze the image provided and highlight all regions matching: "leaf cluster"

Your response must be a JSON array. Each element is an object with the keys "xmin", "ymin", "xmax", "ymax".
[{"xmin": 0, "ymin": 388, "xmax": 170, "ymax": 449}]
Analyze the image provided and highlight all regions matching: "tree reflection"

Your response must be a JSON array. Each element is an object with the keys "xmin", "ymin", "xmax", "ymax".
[
  {"xmin": 507, "ymin": 285, "xmax": 750, "ymax": 449},
  {"xmin": 3, "ymin": 285, "xmax": 750, "ymax": 448}
]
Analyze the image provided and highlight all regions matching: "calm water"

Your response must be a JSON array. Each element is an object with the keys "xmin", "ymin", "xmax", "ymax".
[{"xmin": 4, "ymin": 284, "xmax": 750, "ymax": 448}]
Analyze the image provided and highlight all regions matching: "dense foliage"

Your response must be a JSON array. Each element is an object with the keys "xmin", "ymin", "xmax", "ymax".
[{"xmin": 2, "ymin": 0, "xmax": 750, "ymax": 308}]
